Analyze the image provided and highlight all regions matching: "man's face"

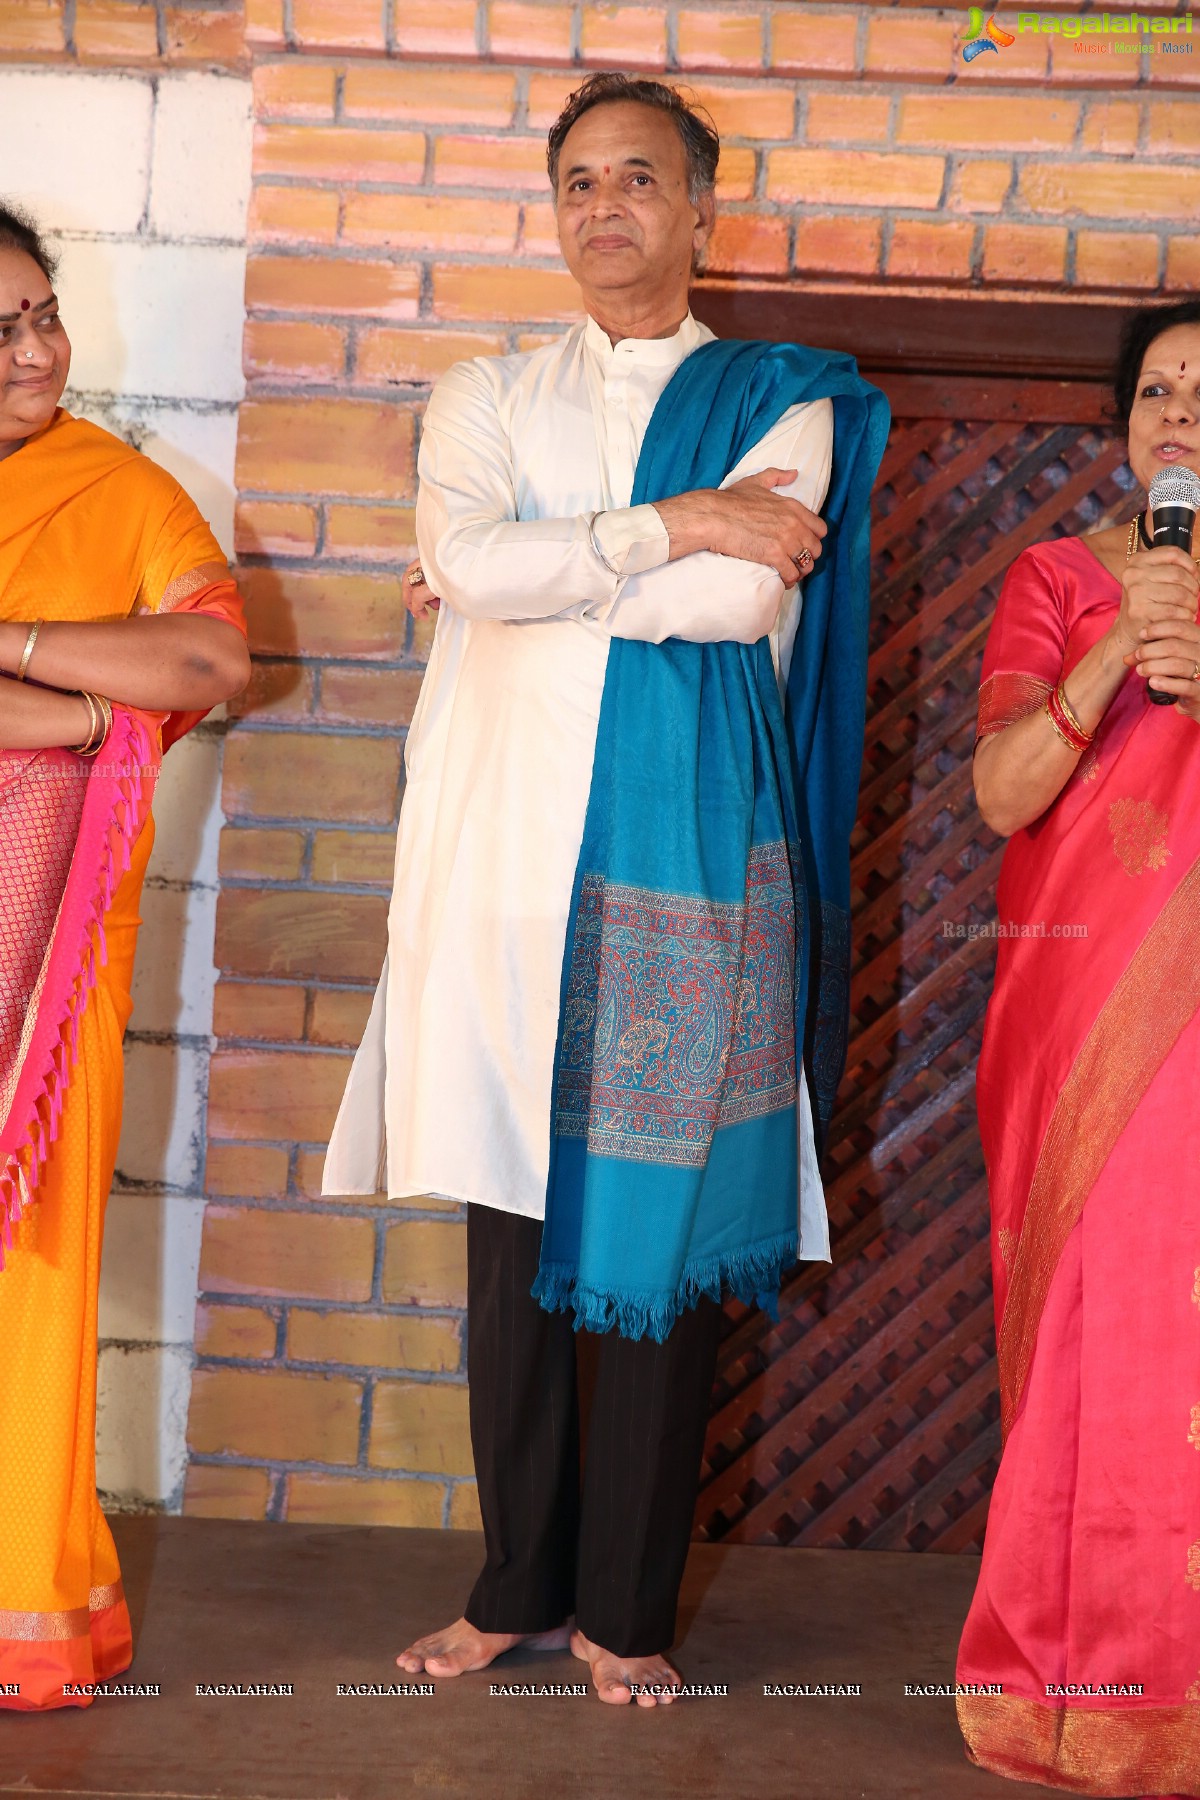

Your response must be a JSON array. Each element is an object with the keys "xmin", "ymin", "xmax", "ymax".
[{"xmin": 554, "ymin": 101, "xmax": 713, "ymax": 303}]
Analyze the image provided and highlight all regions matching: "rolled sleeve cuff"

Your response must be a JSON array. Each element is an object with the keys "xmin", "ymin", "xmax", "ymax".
[{"xmin": 591, "ymin": 504, "xmax": 670, "ymax": 577}]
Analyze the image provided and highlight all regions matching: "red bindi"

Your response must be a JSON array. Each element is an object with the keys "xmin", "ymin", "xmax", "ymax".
[{"xmin": 19, "ymin": 299, "xmax": 29, "ymax": 311}]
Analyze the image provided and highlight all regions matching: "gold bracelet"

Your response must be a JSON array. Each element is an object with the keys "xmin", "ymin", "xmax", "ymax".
[
  {"xmin": 94, "ymin": 693, "xmax": 113, "ymax": 752},
  {"xmin": 1044, "ymin": 698, "xmax": 1082, "ymax": 754},
  {"xmin": 1055, "ymin": 680, "xmax": 1092, "ymax": 743},
  {"xmin": 70, "ymin": 692, "xmax": 101, "ymax": 757},
  {"xmin": 15, "ymin": 619, "xmax": 41, "ymax": 683}
]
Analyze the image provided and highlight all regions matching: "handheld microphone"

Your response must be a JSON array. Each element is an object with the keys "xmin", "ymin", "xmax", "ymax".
[{"xmin": 1146, "ymin": 465, "xmax": 1200, "ymax": 706}]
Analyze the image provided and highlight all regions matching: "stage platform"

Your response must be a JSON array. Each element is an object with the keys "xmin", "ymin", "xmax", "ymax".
[{"xmin": 0, "ymin": 1518, "xmax": 1059, "ymax": 1800}]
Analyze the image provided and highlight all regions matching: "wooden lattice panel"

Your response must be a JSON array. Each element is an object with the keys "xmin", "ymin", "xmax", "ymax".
[{"xmin": 696, "ymin": 375, "xmax": 1136, "ymax": 1553}]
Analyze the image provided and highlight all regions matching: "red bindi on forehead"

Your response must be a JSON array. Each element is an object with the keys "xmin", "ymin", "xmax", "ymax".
[{"xmin": 20, "ymin": 299, "xmax": 29, "ymax": 311}]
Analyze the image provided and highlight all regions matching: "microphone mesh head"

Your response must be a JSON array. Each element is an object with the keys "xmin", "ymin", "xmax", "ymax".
[{"xmin": 1149, "ymin": 465, "xmax": 1200, "ymax": 512}]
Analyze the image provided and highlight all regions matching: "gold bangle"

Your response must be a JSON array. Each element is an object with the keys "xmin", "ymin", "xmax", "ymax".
[
  {"xmin": 15, "ymin": 619, "xmax": 41, "ymax": 683},
  {"xmin": 1044, "ymin": 699, "xmax": 1082, "ymax": 754},
  {"xmin": 1055, "ymin": 680, "xmax": 1092, "ymax": 743},
  {"xmin": 71, "ymin": 692, "xmax": 100, "ymax": 757},
  {"xmin": 94, "ymin": 693, "xmax": 113, "ymax": 752}
]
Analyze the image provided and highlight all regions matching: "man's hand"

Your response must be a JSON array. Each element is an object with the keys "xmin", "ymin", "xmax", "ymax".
[
  {"xmin": 403, "ymin": 557, "xmax": 441, "ymax": 620},
  {"xmin": 654, "ymin": 469, "xmax": 827, "ymax": 586}
]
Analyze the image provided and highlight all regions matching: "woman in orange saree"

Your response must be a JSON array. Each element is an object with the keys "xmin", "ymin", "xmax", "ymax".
[
  {"xmin": 0, "ymin": 206, "xmax": 249, "ymax": 1711},
  {"xmin": 957, "ymin": 300, "xmax": 1200, "ymax": 1797}
]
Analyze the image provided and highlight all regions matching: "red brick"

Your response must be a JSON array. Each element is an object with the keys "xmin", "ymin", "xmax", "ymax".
[
  {"xmin": 805, "ymin": 92, "xmax": 891, "ymax": 145},
  {"xmin": 705, "ymin": 213, "xmax": 790, "ymax": 277},
  {"xmin": 435, "ymin": 133, "xmax": 548, "ymax": 189},
  {"xmin": 955, "ymin": 24, "xmax": 1048, "ymax": 86},
  {"xmin": 320, "ymin": 665, "xmax": 424, "ymax": 727},
  {"xmin": 222, "ymin": 734, "xmax": 401, "ymax": 826},
  {"xmin": 527, "ymin": 73, "xmax": 586, "ymax": 131},
  {"xmin": 342, "ymin": 193, "xmax": 520, "ymax": 255},
  {"xmin": 292, "ymin": 0, "xmax": 384, "ymax": 51},
  {"xmin": 244, "ymin": 318, "xmax": 346, "ymax": 382},
  {"xmin": 217, "ymin": 888, "xmax": 389, "ymax": 980},
  {"xmin": 768, "ymin": 7, "xmax": 856, "ymax": 76},
  {"xmin": 981, "ymin": 223, "xmax": 1068, "ymax": 285},
  {"xmin": 355, "ymin": 327, "xmax": 504, "ymax": 388},
  {"xmin": 487, "ymin": 2, "xmax": 574, "ymax": 63},
  {"xmin": 248, "ymin": 186, "xmax": 340, "ymax": 246},
  {"xmin": 1047, "ymin": 34, "xmax": 1143, "ymax": 86},
  {"xmin": 716, "ymin": 144, "xmax": 755, "ymax": 201},
  {"xmin": 217, "ymin": 826, "xmax": 306, "ymax": 883},
  {"xmin": 343, "ymin": 65, "xmax": 517, "ymax": 128},
  {"xmin": 382, "ymin": 1221, "xmax": 467, "ymax": 1308},
  {"xmin": 1146, "ymin": 100, "xmax": 1200, "ymax": 156},
  {"xmin": 1074, "ymin": 230, "xmax": 1160, "ymax": 291},
  {"xmin": 432, "ymin": 263, "xmax": 581, "ymax": 322},
  {"xmin": 200, "ymin": 1205, "xmax": 375, "ymax": 1302},
  {"xmin": 195, "ymin": 1303, "xmax": 279, "ymax": 1361},
  {"xmin": 685, "ymin": 80, "xmax": 794, "ymax": 142},
  {"xmin": 864, "ymin": 13, "xmax": 955, "ymax": 81},
  {"xmin": 369, "ymin": 1380, "xmax": 473, "ymax": 1475},
  {"xmin": 285, "ymin": 1473, "xmax": 445, "ymax": 1526},
  {"xmin": 246, "ymin": 255, "xmax": 420, "ymax": 321},
  {"xmin": 183, "ymin": 1464, "xmax": 272, "ymax": 1520},
  {"xmin": 236, "ymin": 398, "xmax": 416, "ymax": 500},
  {"xmin": 322, "ymin": 505, "xmax": 418, "ymax": 561},
  {"xmin": 255, "ymin": 123, "xmax": 424, "ymax": 185},
  {"xmin": 310, "ymin": 829, "xmax": 398, "ymax": 886},
  {"xmin": 792, "ymin": 216, "xmax": 881, "ymax": 278},
  {"xmin": 768, "ymin": 148, "xmax": 944, "ymax": 209},
  {"xmin": 393, "ymin": 0, "xmax": 478, "ymax": 55},
  {"xmin": 205, "ymin": 1142, "xmax": 291, "ymax": 1200},
  {"xmin": 448, "ymin": 1483, "xmax": 483, "ymax": 1530},
  {"xmin": 253, "ymin": 62, "xmax": 337, "ymax": 120},
  {"xmin": 0, "ymin": 0, "xmax": 64, "ymax": 53},
  {"xmin": 897, "ymin": 93, "xmax": 1078, "ymax": 151},
  {"xmin": 233, "ymin": 500, "xmax": 319, "ymax": 561},
  {"xmin": 1020, "ymin": 161, "xmax": 1200, "ymax": 222},
  {"xmin": 676, "ymin": 7, "xmax": 764, "ymax": 72},
  {"xmin": 207, "ymin": 1048, "xmax": 353, "ymax": 1144},
  {"xmin": 213, "ymin": 979, "xmax": 308, "ymax": 1042},
  {"xmin": 947, "ymin": 160, "xmax": 1012, "ymax": 215},
  {"xmin": 307, "ymin": 986, "xmax": 376, "ymax": 1046},
  {"xmin": 244, "ymin": 0, "xmax": 284, "ymax": 46},
  {"xmin": 887, "ymin": 219, "xmax": 975, "ymax": 283},
  {"xmin": 238, "ymin": 568, "xmax": 408, "ymax": 660},
  {"xmin": 1166, "ymin": 237, "xmax": 1200, "ymax": 292},
  {"xmin": 188, "ymin": 1366, "xmax": 363, "ymax": 1462},
  {"xmin": 164, "ymin": 6, "xmax": 245, "ymax": 66},
  {"xmin": 75, "ymin": 0, "xmax": 158, "ymax": 62},
  {"xmin": 1082, "ymin": 99, "xmax": 1141, "ymax": 155},
  {"xmin": 521, "ymin": 201, "xmax": 561, "ymax": 259},
  {"xmin": 580, "ymin": 5, "xmax": 668, "ymax": 68},
  {"xmin": 289, "ymin": 1308, "xmax": 460, "ymax": 1372}
]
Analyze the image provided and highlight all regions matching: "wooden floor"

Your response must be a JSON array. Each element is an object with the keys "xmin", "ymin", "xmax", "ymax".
[{"xmin": 0, "ymin": 1518, "xmax": 1060, "ymax": 1800}]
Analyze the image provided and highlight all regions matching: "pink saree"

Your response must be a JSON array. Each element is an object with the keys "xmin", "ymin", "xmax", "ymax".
[{"xmin": 957, "ymin": 535, "xmax": 1200, "ymax": 1795}]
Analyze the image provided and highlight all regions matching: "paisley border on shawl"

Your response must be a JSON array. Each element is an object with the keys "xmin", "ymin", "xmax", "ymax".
[
  {"xmin": 957, "ymin": 1690, "xmax": 1200, "ymax": 1796},
  {"xmin": 555, "ymin": 842, "xmax": 798, "ymax": 1167},
  {"xmin": 998, "ymin": 848, "xmax": 1200, "ymax": 1437}
]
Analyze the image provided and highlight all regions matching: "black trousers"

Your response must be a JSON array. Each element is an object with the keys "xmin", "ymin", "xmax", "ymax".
[{"xmin": 462, "ymin": 1203, "xmax": 723, "ymax": 1657}]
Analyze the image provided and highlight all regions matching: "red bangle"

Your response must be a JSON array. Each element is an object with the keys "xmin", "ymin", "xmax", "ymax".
[{"xmin": 1045, "ymin": 682, "xmax": 1092, "ymax": 754}]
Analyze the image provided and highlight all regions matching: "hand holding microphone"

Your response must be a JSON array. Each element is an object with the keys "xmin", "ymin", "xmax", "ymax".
[{"xmin": 1117, "ymin": 465, "xmax": 1200, "ymax": 709}]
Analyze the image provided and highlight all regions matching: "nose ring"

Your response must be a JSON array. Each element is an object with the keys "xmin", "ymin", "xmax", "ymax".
[{"xmin": 24, "ymin": 350, "xmax": 34, "ymax": 359}]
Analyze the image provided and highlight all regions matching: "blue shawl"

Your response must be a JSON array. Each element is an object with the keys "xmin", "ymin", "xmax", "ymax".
[{"xmin": 533, "ymin": 338, "xmax": 889, "ymax": 1340}]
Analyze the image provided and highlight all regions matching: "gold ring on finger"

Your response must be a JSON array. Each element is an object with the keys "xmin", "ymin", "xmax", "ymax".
[
  {"xmin": 1192, "ymin": 661, "xmax": 1200, "ymax": 682},
  {"xmin": 406, "ymin": 566, "xmax": 426, "ymax": 587},
  {"xmin": 797, "ymin": 548, "xmax": 813, "ymax": 570}
]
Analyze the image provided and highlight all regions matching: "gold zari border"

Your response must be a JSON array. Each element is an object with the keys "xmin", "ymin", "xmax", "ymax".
[
  {"xmin": 0, "ymin": 1580, "xmax": 125, "ymax": 1643},
  {"xmin": 958, "ymin": 1690, "xmax": 1200, "ymax": 1796},
  {"xmin": 998, "ymin": 851, "xmax": 1200, "ymax": 1436},
  {"xmin": 977, "ymin": 672, "xmax": 1055, "ymax": 743}
]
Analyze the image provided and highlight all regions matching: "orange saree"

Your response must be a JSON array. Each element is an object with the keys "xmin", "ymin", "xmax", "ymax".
[
  {"xmin": 957, "ymin": 536, "xmax": 1200, "ymax": 1796},
  {"xmin": 0, "ymin": 410, "xmax": 245, "ymax": 1711}
]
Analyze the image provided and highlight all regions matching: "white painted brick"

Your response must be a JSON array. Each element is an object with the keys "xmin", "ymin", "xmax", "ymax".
[
  {"xmin": 130, "ymin": 881, "xmax": 218, "ymax": 1038},
  {"xmin": 97, "ymin": 1342, "xmax": 193, "ymax": 1506},
  {"xmin": 99, "ymin": 1192, "xmax": 207, "ymax": 1345},
  {"xmin": 121, "ymin": 405, "xmax": 242, "ymax": 555},
  {"xmin": 60, "ymin": 239, "xmax": 246, "ymax": 403},
  {"xmin": 0, "ymin": 71, "xmax": 152, "ymax": 237},
  {"xmin": 117, "ymin": 1040, "xmax": 208, "ymax": 1191},
  {"xmin": 147, "ymin": 728, "xmax": 225, "ymax": 885},
  {"xmin": 150, "ymin": 74, "xmax": 253, "ymax": 241}
]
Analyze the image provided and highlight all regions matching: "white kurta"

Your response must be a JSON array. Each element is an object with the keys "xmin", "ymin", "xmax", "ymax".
[{"xmin": 323, "ymin": 312, "xmax": 834, "ymax": 1261}]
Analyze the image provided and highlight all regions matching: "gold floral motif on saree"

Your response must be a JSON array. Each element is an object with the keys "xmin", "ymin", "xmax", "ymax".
[
  {"xmin": 958, "ymin": 1688, "xmax": 1200, "ymax": 1791},
  {"xmin": 1189, "ymin": 1675, "xmax": 1200, "ymax": 1702},
  {"xmin": 1192, "ymin": 1266, "xmax": 1200, "ymax": 1312},
  {"xmin": 976, "ymin": 672, "xmax": 1055, "ymax": 744},
  {"xmin": 1187, "ymin": 1542, "xmax": 1200, "ymax": 1591},
  {"xmin": 1108, "ymin": 797, "xmax": 1171, "ymax": 876},
  {"xmin": 1190, "ymin": 1404, "xmax": 1200, "ymax": 1451},
  {"xmin": 1078, "ymin": 741, "xmax": 1101, "ymax": 784}
]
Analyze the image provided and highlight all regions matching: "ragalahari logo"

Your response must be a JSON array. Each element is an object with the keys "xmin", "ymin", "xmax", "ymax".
[{"xmin": 961, "ymin": 8, "xmax": 1017, "ymax": 58}]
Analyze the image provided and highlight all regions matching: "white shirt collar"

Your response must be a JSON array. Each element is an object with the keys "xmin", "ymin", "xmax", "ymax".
[{"xmin": 582, "ymin": 310, "xmax": 705, "ymax": 367}]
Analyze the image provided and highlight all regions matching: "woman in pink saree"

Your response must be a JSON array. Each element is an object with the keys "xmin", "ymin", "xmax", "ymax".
[
  {"xmin": 958, "ymin": 300, "xmax": 1200, "ymax": 1797},
  {"xmin": 0, "ymin": 203, "xmax": 249, "ymax": 1709}
]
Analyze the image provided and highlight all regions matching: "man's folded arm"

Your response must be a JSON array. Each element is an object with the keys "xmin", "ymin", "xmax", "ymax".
[
  {"xmin": 602, "ymin": 398, "xmax": 835, "ymax": 646},
  {"xmin": 415, "ymin": 359, "xmax": 671, "ymax": 622}
]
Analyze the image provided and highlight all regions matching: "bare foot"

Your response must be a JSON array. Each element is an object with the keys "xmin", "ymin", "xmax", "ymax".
[
  {"xmin": 570, "ymin": 1627, "xmax": 683, "ymax": 1707},
  {"xmin": 397, "ymin": 1615, "xmax": 571, "ymax": 1678}
]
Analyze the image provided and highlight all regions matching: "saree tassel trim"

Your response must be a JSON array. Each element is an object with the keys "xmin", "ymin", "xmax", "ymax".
[
  {"xmin": 532, "ymin": 1228, "xmax": 798, "ymax": 1342},
  {"xmin": 0, "ymin": 718, "xmax": 155, "ymax": 1270}
]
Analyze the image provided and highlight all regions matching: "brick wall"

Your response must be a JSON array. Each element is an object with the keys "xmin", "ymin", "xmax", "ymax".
[{"xmin": 12, "ymin": 0, "xmax": 1179, "ymax": 1525}]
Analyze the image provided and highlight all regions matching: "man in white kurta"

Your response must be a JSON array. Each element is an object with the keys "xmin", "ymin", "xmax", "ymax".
[{"xmin": 324, "ymin": 75, "xmax": 835, "ymax": 1707}]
